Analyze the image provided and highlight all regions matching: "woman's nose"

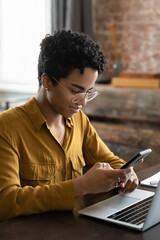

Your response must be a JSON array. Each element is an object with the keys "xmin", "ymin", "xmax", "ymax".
[{"xmin": 78, "ymin": 96, "xmax": 87, "ymax": 106}]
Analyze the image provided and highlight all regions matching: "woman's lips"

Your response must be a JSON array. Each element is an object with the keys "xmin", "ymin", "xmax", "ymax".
[{"xmin": 69, "ymin": 105, "xmax": 81, "ymax": 113}]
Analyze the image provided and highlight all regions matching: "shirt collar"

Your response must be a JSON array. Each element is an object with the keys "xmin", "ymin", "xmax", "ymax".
[
  {"xmin": 24, "ymin": 97, "xmax": 46, "ymax": 131},
  {"xmin": 65, "ymin": 117, "xmax": 74, "ymax": 128},
  {"xmin": 25, "ymin": 97, "xmax": 74, "ymax": 130}
]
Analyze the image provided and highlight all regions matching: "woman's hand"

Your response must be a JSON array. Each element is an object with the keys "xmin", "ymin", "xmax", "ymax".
[
  {"xmin": 118, "ymin": 170, "xmax": 139, "ymax": 195},
  {"xmin": 118, "ymin": 159, "xmax": 143, "ymax": 195},
  {"xmin": 73, "ymin": 162, "xmax": 138, "ymax": 197}
]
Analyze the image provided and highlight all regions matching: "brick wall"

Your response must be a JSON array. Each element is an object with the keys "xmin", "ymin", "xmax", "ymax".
[{"xmin": 93, "ymin": 0, "xmax": 160, "ymax": 76}]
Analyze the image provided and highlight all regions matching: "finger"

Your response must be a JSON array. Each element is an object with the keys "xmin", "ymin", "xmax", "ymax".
[
  {"xmin": 114, "ymin": 167, "xmax": 133, "ymax": 183},
  {"xmin": 113, "ymin": 167, "xmax": 135, "ymax": 191},
  {"xmin": 125, "ymin": 179, "xmax": 139, "ymax": 193},
  {"xmin": 119, "ymin": 177, "xmax": 139, "ymax": 195},
  {"xmin": 119, "ymin": 179, "xmax": 132, "ymax": 195},
  {"xmin": 120, "ymin": 183, "xmax": 137, "ymax": 195}
]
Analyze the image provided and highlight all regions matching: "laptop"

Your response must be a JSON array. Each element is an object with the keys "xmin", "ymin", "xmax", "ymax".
[{"xmin": 78, "ymin": 182, "xmax": 160, "ymax": 231}]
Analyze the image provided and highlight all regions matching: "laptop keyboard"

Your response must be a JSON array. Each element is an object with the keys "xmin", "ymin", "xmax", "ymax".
[{"xmin": 108, "ymin": 196, "xmax": 153, "ymax": 225}]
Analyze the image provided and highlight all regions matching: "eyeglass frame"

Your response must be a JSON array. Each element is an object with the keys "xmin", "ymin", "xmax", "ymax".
[{"xmin": 48, "ymin": 74, "xmax": 100, "ymax": 104}]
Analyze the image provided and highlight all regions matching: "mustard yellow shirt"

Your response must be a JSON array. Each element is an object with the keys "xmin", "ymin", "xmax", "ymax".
[{"xmin": 0, "ymin": 97, "xmax": 125, "ymax": 220}]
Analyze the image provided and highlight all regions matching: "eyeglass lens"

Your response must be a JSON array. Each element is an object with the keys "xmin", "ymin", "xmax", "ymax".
[{"xmin": 72, "ymin": 92, "xmax": 98, "ymax": 103}]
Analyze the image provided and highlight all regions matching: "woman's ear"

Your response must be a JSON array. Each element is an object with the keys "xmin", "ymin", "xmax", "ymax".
[{"xmin": 41, "ymin": 73, "xmax": 50, "ymax": 89}]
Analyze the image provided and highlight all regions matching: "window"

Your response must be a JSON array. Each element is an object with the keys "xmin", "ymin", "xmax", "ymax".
[{"xmin": 0, "ymin": 0, "xmax": 48, "ymax": 93}]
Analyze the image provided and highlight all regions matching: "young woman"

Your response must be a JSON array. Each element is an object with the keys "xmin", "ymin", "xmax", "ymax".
[{"xmin": 0, "ymin": 30, "xmax": 138, "ymax": 220}]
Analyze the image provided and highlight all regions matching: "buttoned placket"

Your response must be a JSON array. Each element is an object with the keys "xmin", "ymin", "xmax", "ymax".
[{"xmin": 45, "ymin": 119, "xmax": 73, "ymax": 182}]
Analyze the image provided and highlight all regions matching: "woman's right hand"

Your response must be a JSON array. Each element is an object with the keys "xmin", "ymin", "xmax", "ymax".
[{"xmin": 73, "ymin": 162, "xmax": 134, "ymax": 197}]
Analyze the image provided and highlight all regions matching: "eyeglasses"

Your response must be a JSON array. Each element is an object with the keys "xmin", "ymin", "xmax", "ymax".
[{"xmin": 50, "ymin": 75, "xmax": 99, "ymax": 104}]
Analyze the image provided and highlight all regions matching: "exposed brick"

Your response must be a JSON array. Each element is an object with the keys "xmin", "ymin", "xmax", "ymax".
[{"xmin": 93, "ymin": 0, "xmax": 160, "ymax": 73}]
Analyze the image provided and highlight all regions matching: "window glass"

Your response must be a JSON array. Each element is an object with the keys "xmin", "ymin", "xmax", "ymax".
[{"xmin": 0, "ymin": 0, "xmax": 46, "ymax": 89}]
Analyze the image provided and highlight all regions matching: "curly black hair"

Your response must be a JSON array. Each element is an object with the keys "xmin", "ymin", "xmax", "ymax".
[{"xmin": 38, "ymin": 29, "xmax": 106, "ymax": 86}]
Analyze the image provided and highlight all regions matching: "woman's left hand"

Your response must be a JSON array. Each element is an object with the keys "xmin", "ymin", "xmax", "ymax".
[
  {"xmin": 118, "ymin": 168, "xmax": 139, "ymax": 195},
  {"xmin": 118, "ymin": 158, "xmax": 144, "ymax": 195}
]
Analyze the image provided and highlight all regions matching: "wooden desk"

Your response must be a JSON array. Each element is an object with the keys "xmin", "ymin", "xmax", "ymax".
[{"xmin": 0, "ymin": 166, "xmax": 160, "ymax": 240}]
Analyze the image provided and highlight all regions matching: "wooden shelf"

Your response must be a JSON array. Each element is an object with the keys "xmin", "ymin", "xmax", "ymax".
[{"xmin": 112, "ymin": 77, "xmax": 160, "ymax": 88}]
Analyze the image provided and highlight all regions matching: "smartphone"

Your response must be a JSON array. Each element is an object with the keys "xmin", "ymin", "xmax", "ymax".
[{"xmin": 120, "ymin": 148, "xmax": 152, "ymax": 169}]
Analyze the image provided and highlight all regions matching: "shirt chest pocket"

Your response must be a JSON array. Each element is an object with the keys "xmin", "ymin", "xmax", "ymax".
[
  {"xmin": 19, "ymin": 163, "xmax": 55, "ymax": 186},
  {"xmin": 70, "ymin": 155, "xmax": 86, "ymax": 178}
]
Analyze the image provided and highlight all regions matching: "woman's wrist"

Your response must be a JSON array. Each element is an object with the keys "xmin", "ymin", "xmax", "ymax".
[{"xmin": 73, "ymin": 175, "xmax": 88, "ymax": 197}]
